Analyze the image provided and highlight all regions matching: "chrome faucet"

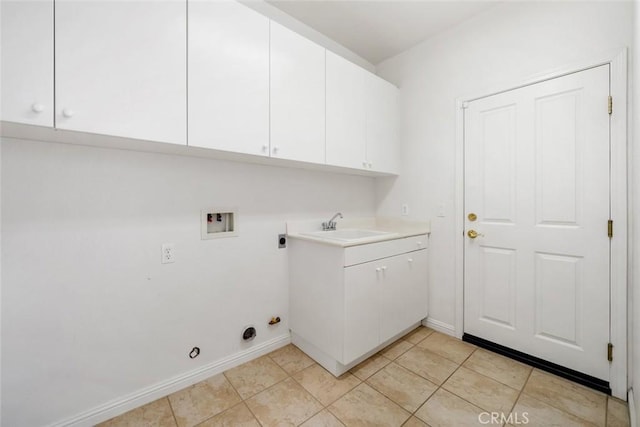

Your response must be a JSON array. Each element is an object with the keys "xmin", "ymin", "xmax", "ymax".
[{"xmin": 322, "ymin": 212, "xmax": 343, "ymax": 231}]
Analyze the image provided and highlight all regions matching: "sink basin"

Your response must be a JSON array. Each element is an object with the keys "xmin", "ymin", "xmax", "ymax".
[{"xmin": 300, "ymin": 229, "xmax": 397, "ymax": 242}]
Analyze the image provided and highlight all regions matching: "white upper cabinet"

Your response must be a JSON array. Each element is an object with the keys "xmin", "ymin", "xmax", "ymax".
[
  {"xmin": 55, "ymin": 0, "xmax": 186, "ymax": 144},
  {"xmin": 326, "ymin": 51, "xmax": 366, "ymax": 170},
  {"xmin": 188, "ymin": 0, "xmax": 269, "ymax": 155},
  {"xmin": 366, "ymin": 74, "xmax": 400, "ymax": 174},
  {"xmin": 270, "ymin": 21, "xmax": 325, "ymax": 164},
  {"xmin": 326, "ymin": 51, "xmax": 399, "ymax": 174},
  {"xmin": 1, "ymin": 0, "xmax": 54, "ymax": 127}
]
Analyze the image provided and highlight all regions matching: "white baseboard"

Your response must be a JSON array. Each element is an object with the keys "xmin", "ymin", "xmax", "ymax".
[
  {"xmin": 48, "ymin": 334, "xmax": 290, "ymax": 427},
  {"xmin": 629, "ymin": 388, "xmax": 637, "ymax": 427},
  {"xmin": 423, "ymin": 318, "xmax": 456, "ymax": 337}
]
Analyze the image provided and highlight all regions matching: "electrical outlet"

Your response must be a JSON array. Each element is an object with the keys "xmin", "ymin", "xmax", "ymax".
[
  {"xmin": 161, "ymin": 243, "xmax": 175, "ymax": 264},
  {"xmin": 401, "ymin": 204, "xmax": 409, "ymax": 216}
]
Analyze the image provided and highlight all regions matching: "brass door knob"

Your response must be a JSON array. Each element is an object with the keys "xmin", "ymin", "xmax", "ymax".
[{"xmin": 467, "ymin": 229, "xmax": 483, "ymax": 239}]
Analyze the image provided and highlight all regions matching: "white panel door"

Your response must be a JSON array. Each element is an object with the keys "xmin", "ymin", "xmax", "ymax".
[
  {"xmin": 270, "ymin": 21, "xmax": 325, "ymax": 163},
  {"xmin": 1, "ymin": 0, "xmax": 53, "ymax": 126},
  {"xmin": 366, "ymin": 74, "xmax": 400, "ymax": 174},
  {"xmin": 464, "ymin": 65, "xmax": 610, "ymax": 381},
  {"xmin": 55, "ymin": 0, "xmax": 186, "ymax": 144},
  {"xmin": 188, "ymin": 0, "xmax": 269, "ymax": 155},
  {"xmin": 326, "ymin": 50, "xmax": 366, "ymax": 169}
]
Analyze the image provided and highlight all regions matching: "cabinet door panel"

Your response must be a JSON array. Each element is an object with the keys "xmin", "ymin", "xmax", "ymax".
[
  {"xmin": 366, "ymin": 74, "xmax": 399, "ymax": 174},
  {"xmin": 188, "ymin": 0, "xmax": 269, "ymax": 155},
  {"xmin": 326, "ymin": 51, "xmax": 366, "ymax": 169},
  {"xmin": 344, "ymin": 261, "xmax": 380, "ymax": 364},
  {"xmin": 55, "ymin": 0, "xmax": 186, "ymax": 144},
  {"xmin": 1, "ymin": 0, "xmax": 53, "ymax": 126},
  {"xmin": 380, "ymin": 250, "xmax": 428, "ymax": 342},
  {"xmin": 270, "ymin": 21, "xmax": 325, "ymax": 163}
]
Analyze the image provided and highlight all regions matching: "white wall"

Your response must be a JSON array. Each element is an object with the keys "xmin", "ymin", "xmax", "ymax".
[
  {"xmin": 375, "ymin": 1, "xmax": 633, "ymax": 332},
  {"xmin": 0, "ymin": 138, "xmax": 375, "ymax": 426}
]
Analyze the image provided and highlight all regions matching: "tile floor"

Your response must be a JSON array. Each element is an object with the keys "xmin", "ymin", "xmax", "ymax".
[{"xmin": 98, "ymin": 326, "xmax": 630, "ymax": 427}]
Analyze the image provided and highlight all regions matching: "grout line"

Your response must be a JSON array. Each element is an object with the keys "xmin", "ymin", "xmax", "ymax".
[
  {"xmin": 505, "ymin": 365, "xmax": 534, "ymax": 422},
  {"xmin": 165, "ymin": 396, "xmax": 180, "ymax": 427}
]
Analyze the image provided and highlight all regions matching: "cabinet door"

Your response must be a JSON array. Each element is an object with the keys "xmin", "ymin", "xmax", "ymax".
[
  {"xmin": 344, "ymin": 261, "xmax": 380, "ymax": 364},
  {"xmin": 270, "ymin": 21, "xmax": 325, "ymax": 163},
  {"xmin": 379, "ymin": 250, "xmax": 428, "ymax": 343},
  {"xmin": 366, "ymin": 74, "xmax": 400, "ymax": 174},
  {"xmin": 55, "ymin": 0, "xmax": 186, "ymax": 144},
  {"xmin": 325, "ymin": 51, "xmax": 366, "ymax": 169},
  {"xmin": 189, "ymin": 0, "xmax": 269, "ymax": 156},
  {"xmin": 1, "ymin": 0, "xmax": 53, "ymax": 126}
]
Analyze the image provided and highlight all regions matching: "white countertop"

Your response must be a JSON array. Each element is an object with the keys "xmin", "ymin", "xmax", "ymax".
[{"xmin": 286, "ymin": 217, "xmax": 430, "ymax": 247}]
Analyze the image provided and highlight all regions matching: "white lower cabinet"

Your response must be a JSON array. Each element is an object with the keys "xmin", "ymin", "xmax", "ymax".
[{"xmin": 289, "ymin": 235, "xmax": 429, "ymax": 376}]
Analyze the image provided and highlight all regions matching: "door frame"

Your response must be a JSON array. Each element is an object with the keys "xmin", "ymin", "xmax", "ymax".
[{"xmin": 453, "ymin": 48, "xmax": 628, "ymax": 399}]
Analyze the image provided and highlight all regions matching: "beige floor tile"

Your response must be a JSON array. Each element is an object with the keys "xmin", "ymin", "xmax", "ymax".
[
  {"xmin": 367, "ymin": 362, "xmax": 438, "ymax": 412},
  {"xmin": 168, "ymin": 375, "xmax": 241, "ymax": 427},
  {"xmin": 300, "ymin": 409, "xmax": 345, "ymax": 427},
  {"xmin": 98, "ymin": 398, "xmax": 176, "ymax": 427},
  {"xmin": 462, "ymin": 349, "xmax": 532, "ymax": 390},
  {"xmin": 329, "ymin": 383, "xmax": 411, "ymax": 427},
  {"xmin": 401, "ymin": 417, "xmax": 428, "ymax": 427},
  {"xmin": 396, "ymin": 346, "xmax": 459, "ymax": 385},
  {"xmin": 350, "ymin": 353, "xmax": 391, "ymax": 380},
  {"xmin": 245, "ymin": 377, "xmax": 323, "ymax": 426},
  {"xmin": 380, "ymin": 339, "xmax": 414, "ymax": 360},
  {"xmin": 268, "ymin": 344, "xmax": 315, "ymax": 375},
  {"xmin": 293, "ymin": 363, "xmax": 361, "ymax": 406},
  {"xmin": 197, "ymin": 403, "xmax": 259, "ymax": 427},
  {"xmin": 523, "ymin": 369, "xmax": 606, "ymax": 426},
  {"xmin": 607, "ymin": 397, "xmax": 630, "ymax": 427},
  {"xmin": 415, "ymin": 388, "xmax": 485, "ymax": 427},
  {"xmin": 442, "ymin": 366, "xmax": 519, "ymax": 413},
  {"xmin": 416, "ymin": 332, "xmax": 476, "ymax": 364},
  {"xmin": 403, "ymin": 326, "xmax": 434, "ymax": 344},
  {"xmin": 223, "ymin": 355, "xmax": 288, "ymax": 399},
  {"xmin": 512, "ymin": 394, "xmax": 596, "ymax": 427}
]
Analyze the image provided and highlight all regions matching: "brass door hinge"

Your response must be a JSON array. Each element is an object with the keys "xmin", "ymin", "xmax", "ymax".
[
  {"xmin": 608, "ymin": 342, "xmax": 614, "ymax": 362},
  {"xmin": 608, "ymin": 220, "xmax": 613, "ymax": 238},
  {"xmin": 608, "ymin": 96, "xmax": 613, "ymax": 115}
]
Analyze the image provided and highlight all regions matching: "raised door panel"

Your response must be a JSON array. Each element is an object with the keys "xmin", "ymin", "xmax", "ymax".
[
  {"xmin": 188, "ymin": 0, "xmax": 269, "ymax": 155},
  {"xmin": 343, "ymin": 261, "xmax": 379, "ymax": 364},
  {"xmin": 366, "ymin": 74, "xmax": 399, "ymax": 174},
  {"xmin": 325, "ymin": 51, "xmax": 366, "ymax": 169},
  {"xmin": 1, "ymin": 0, "xmax": 53, "ymax": 126},
  {"xmin": 270, "ymin": 21, "xmax": 325, "ymax": 163},
  {"xmin": 379, "ymin": 250, "xmax": 428, "ymax": 343},
  {"xmin": 55, "ymin": 0, "xmax": 186, "ymax": 144}
]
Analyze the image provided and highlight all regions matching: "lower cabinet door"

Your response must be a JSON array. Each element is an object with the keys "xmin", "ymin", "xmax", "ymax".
[
  {"xmin": 343, "ymin": 260, "xmax": 380, "ymax": 364},
  {"xmin": 379, "ymin": 250, "xmax": 428, "ymax": 343}
]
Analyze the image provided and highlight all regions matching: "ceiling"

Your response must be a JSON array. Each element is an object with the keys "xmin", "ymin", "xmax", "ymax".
[{"xmin": 266, "ymin": 1, "xmax": 501, "ymax": 64}]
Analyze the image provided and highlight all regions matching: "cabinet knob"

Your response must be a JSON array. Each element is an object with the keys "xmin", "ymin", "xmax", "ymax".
[
  {"xmin": 62, "ymin": 108, "xmax": 74, "ymax": 118},
  {"xmin": 31, "ymin": 103, "xmax": 44, "ymax": 113},
  {"xmin": 375, "ymin": 267, "xmax": 382, "ymax": 273},
  {"xmin": 381, "ymin": 266, "xmax": 387, "ymax": 271},
  {"xmin": 362, "ymin": 161, "xmax": 368, "ymax": 168},
  {"xmin": 262, "ymin": 145, "xmax": 268, "ymax": 153},
  {"xmin": 408, "ymin": 258, "xmax": 413, "ymax": 263},
  {"xmin": 272, "ymin": 146, "xmax": 279, "ymax": 154},
  {"xmin": 368, "ymin": 162, "xmax": 373, "ymax": 169},
  {"xmin": 416, "ymin": 241, "xmax": 422, "ymax": 247}
]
